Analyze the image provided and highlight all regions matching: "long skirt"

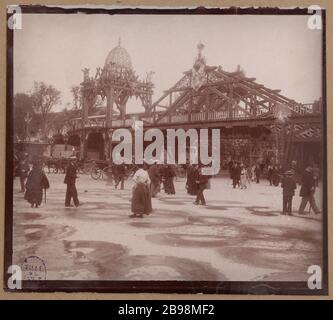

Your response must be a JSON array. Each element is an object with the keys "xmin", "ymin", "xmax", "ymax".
[
  {"xmin": 164, "ymin": 177, "xmax": 175, "ymax": 194},
  {"xmin": 24, "ymin": 188, "xmax": 43, "ymax": 206},
  {"xmin": 131, "ymin": 183, "xmax": 152, "ymax": 215},
  {"xmin": 240, "ymin": 175, "xmax": 248, "ymax": 188}
]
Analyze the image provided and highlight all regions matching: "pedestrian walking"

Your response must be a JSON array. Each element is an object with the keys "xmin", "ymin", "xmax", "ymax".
[
  {"xmin": 195, "ymin": 167, "xmax": 209, "ymax": 206},
  {"xmin": 64, "ymin": 157, "xmax": 80, "ymax": 207},
  {"xmin": 281, "ymin": 170, "xmax": 297, "ymax": 215},
  {"xmin": 298, "ymin": 166, "xmax": 320, "ymax": 215},
  {"xmin": 114, "ymin": 163, "xmax": 126, "ymax": 190},
  {"xmin": 24, "ymin": 160, "xmax": 49, "ymax": 208},
  {"xmin": 186, "ymin": 164, "xmax": 199, "ymax": 195},
  {"xmin": 162, "ymin": 164, "xmax": 176, "ymax": 195}
]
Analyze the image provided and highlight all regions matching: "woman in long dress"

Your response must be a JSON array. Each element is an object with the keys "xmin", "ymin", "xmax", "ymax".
[
  {"xmin": 24, "ymin": 162, "xmax": 49, "ymax": 208},
  {"xmin": 130, "ymin": 166, "xmax": 152, "ymax": 218},
  {"xmin": 240, "ymin": 166, "xmax": 248, "ymax": 189}
]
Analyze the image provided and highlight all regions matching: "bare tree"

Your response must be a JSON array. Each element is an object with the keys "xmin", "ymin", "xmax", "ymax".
[
  {"xmin": 31, "ymin": 81, "xmax": 61, "ymax": 137},
  {"xmin": 72, "ymin": 84, "xmax": 104, "ymax": 113},
  {"xmin": 71, "ymin": 85, "xmax": 82, "ymax": 110}
]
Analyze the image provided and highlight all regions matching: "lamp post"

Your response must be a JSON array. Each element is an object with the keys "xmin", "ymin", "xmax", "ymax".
[{"xmin": 24, "ymin": 112, "xmax": 32, "ymax": 142}]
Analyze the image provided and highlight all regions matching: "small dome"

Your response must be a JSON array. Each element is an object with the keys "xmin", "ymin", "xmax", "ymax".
[{"xmin": 104, "ymin": 39, "xmax": 132, "ymax": 71}]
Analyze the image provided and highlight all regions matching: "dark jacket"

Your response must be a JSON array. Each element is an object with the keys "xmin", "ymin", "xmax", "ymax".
[
  {"xmin": 64, "ymin": 162, "xmax": 77, "ymax": 185},
  {"xmin": 281, "ymin": 176, "xmax": 297, "ymax": 196},
  {"xmin": 299, "ymin": 171, "xmax": 315, "ymax": 197},
  {"xmin": 197, "ymin": 173, "xmax": 209, "ymax": 189},
  {"xmin": 231, "ymin": 166, "xmax": 241, "ymax": 180},
  {"xmin": 148, "ymin": 164, "xmax": 160, "ymax": 183},
  {"xmin": 19, "ymin": 158, "xmax": 30, "ymax": 177}
]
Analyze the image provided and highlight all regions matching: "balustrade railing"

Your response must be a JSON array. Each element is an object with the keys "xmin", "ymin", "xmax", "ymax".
[{"xmin": 68, "ymin": 101, "xmax": 321, "ymax": 131}]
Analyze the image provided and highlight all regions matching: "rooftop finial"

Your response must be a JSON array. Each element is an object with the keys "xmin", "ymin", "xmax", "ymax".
[
  {"xmin": 197, "ymin": 41, "xmax": 204, "ymax": 54},
  {"xmin": 118, "ymin": 37, "xmax": 121, "ymax": 47}
]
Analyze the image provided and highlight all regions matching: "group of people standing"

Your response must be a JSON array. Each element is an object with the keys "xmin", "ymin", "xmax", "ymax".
[
  {"xmin": 281, "ymin": 166, "xmax": 321, "ymax": 216},
  {"xmin": 229, "ymin": 161, "xmax": 261, "ymax": 189},
  {"xmin": 227, "ymin": 158, "xmax": 321, "ymax": 216}
]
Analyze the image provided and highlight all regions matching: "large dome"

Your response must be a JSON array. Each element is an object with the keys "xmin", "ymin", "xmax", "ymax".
[{"xmin": 104, "ymin": 39, "xmax": 132, "ymax": 71}]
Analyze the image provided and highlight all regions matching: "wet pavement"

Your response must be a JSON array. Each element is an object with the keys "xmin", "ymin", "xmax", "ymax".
[{"xmin": 12, "ymin": 173, "xmax": 323, "ymax": 281}]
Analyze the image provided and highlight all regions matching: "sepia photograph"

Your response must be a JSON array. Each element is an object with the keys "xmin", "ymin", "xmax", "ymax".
[{"xmin": 4, "ymin": 6, "xmax": 327, "ymax": 294}]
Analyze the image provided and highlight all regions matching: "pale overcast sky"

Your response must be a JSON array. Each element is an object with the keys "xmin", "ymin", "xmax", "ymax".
[{"xmin": 14, "ymin": 13, "xmax": 322, "ymax": 113}]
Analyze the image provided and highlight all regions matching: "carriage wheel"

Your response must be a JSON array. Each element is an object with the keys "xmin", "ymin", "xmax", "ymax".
[{"xmin": 90, "ymin": 166, "xmax": 101, "ymax": 180}]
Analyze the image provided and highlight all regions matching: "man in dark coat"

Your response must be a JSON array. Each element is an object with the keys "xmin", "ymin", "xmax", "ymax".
[
  {"xmin": 254, "ymin": 165, "xmax": 261, "ymax": 184},
  {"xmin": 162, "ymin": 165, "xmax": 176, "ymax": 195},
  {"xmin": 114, "ymin": 163, "xmax": 126, "ymax": 190},
  {"xmin": 281, "ymin": 170, "xmax": 297, "ymax": 215},
  {"xmin": 231, "ymin": 163, "xmax": 241, "ymax": 188},
  {"xmin": 195, "ymin": 168, "xmax": 209, "ymax": 206},
  {"xmin": 19, "ymin": 153, "xmax": 30, "ymax": 192},
  {"xmin": 298, "ymin": 166, "xmax": 320, "ymax": 215},
  {"xmin": 186, "ymin": 164, "xmax": 199, "ymax": 195},
  {"xmin": 64, "ymin": 157, "xmax": 80, "ymax": 207}
]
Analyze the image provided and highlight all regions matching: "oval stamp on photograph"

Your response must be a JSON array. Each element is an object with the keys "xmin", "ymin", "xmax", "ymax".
[{"xmin": 21, "ymin": 256, "xmax": 47, "ymax": 281}]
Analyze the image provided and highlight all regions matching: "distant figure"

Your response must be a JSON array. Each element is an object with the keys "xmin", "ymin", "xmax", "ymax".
[
  {"xmin": 240, "ymin": 166, "xmax": 249, "ymax": 189},
  {"xmin": 281, "ymin": 170, "xmax": 297, "ymax": 215},
  {"xmin": 186, "ymin": 164, "xmax": 199, "ymax": 195},
  {"xmin": 19, "ymin": 153, "xmax": 30, "ymax": 192},
  {"xmin": 130, "ymin": 165, "xmax": 152, "ymax": 218},
  {"xmin": 195, "ymin": 168, "xmax": 209, "ymax": 206},
  {"xmin": 298, "ymin": 166, "xmax": 320, "ymax": 215},
  {"xmin": 64, "ymin": 157, "xmax": 80, "ymax": 207},
  {"xmin": 114, "ymin": 163, "xmax": 126, "ymax": 190},
  {"xmin": 231, "ymin": 163, "xmax": 241, "ymax": 188},
  {"xmin": 255, "ymin": 165, "xmax": 261, "ymax": 183},
  {"xmin": 267, "ymin": 165, "xmax": 273, "ymax": 186},
  {"xmin": 148, "ymin": 161, "xmax": 160, "ymax": 198},
  {"xmin": 24, "ymin": 161, "xmax": 49, "ymax": 208},
  {"xmin": 313, "ymin": 163, "xmax": 320, "ymax": 187},
  {"xmin": 162, "ymin": 165, "xmax": 176, "ymax": 195},
  {"xmin": 251, "ymin": 165, "xmax": 256, "ymax": 182}
]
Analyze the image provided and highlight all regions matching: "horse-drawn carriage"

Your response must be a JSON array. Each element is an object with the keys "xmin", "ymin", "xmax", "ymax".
[{"xmin": 44, "ymin": 157, "xmax": 69, "ymax": 173}]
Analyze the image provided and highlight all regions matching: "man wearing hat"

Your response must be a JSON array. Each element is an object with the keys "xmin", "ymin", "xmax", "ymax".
[
  {"xmin": 298, "ymin": 166, "xmax": 320, "ymax": 215},
  {"xmin": 64, "ymin": 156, "xmax": 80, "ymax": 207},
  {"xmin": 281, "ymin": 170, "xmax": 297, "ymax": 215}
]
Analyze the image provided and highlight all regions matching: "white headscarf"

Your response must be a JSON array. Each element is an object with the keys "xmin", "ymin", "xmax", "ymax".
[{"xmin": 133, "ymin": 168, "xmax": 151, "ymax": 185}]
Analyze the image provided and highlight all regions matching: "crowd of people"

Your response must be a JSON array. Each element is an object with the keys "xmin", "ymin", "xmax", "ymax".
[{"xmin": 16, "ymin": 152, "xmax": 322, "ymax": 218}]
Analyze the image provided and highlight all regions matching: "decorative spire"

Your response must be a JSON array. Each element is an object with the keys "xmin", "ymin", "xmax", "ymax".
[
  {"xmin": 118, "ymin": 37, "xmax": 121, "ymax": 47},
  {"xmin": 197, "ymin": 41, "xmax": 204, "ymax": 54}
]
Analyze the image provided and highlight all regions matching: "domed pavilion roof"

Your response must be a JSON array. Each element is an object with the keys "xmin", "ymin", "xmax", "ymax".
[{"xmin": 104, "ymin": 38, "xmax": 133, "ymax": 71}]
